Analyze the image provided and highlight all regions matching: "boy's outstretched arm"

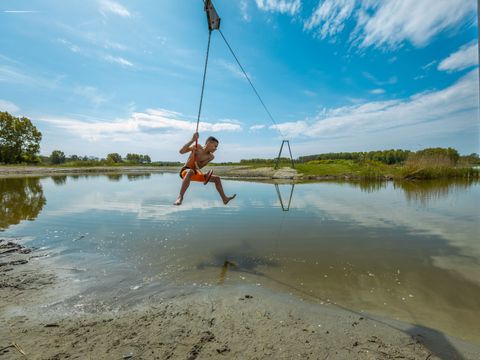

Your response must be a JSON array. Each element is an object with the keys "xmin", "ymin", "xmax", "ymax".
[{"xmin": 179, "ymin": 132, "xmax": 199, "ymax": 154}]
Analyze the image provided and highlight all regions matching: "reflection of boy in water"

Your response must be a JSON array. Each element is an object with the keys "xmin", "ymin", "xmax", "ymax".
[{"xmin": 174, "ymin": 132, "xmax": 236, "ymax": 206}]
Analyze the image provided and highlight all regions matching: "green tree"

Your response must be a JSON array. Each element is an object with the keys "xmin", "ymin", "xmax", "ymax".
[
  {"xmin": 50, "ymin": 150, "xmax": 66, "ymax": 164},
  {"xmin": 106, "ymin": 153, "xmax": 122, "ymax": 163},
  {"xmin": 461, "ymin": 153, "xmax": 480, "ymax": 165},
  {"xmin": 0, "ymin": 111, "xmax": 42, "ymax": 164},
  {"xmin": 126, "ymin": 153, "xmax": 141, "ymax": 163},
  {"xmin": 142, "ymin": 154, "xmax": 151, "ymax": 164},
  {"xmin": 414, "ymin": 147, "xmax": 460, "ymax": 165},
  {"xmin": 126, "ymin": 153, "xmax": 152, "ymax": 164}
]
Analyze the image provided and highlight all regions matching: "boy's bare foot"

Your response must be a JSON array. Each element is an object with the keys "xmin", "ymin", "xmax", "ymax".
[
  {"xmin": 174, "ymin": 196, "xmax": 183, "ymax": 206},
  {"xmin": 223, "ymin": 194, "xmax": 236, "ymax": 205}
]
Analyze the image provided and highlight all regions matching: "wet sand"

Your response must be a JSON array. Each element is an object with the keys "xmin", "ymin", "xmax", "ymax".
[{"xmin": 1, "ymin": 239, "xmax": 479, "ymax": 359}]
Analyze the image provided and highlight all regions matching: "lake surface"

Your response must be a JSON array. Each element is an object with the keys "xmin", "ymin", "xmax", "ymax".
[{"xmin": 1, "ymin": 173, "xmax": 479, "ymax": 344}]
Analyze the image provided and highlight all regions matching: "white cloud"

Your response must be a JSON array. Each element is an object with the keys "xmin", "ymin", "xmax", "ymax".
[
  {"xmin": 272, "ymin": 70, "xmax": 479, "ymax": 148},
  {"xmin": 99, "ymin": 0, "xmax": 131, "ymax": 18},
  {"xmin": 0, "ymin": 64, "xmax": 60, "ymax": 89},
  {"xmin": 2, "ymin": 10, "xmax": 38, "ymax": 14},
  {"xmin": 57, "ymin": 38, "xmax": 132, "ymax": 69},
  {"xmin": 422, "ymin": 60, "xmax": 438, "ymax": 70},
  {"xmin": 103, "ymin": 40, "xmax": 127, "ymax": 51},
  {"xmin": 218, "ymin": 118, "xmax": 243, "ymax": 126},
  {"xmin": 39, "ymin": 108, "xmax": 242, "ymax": 142},
  {"xmin": 0, "ymin": 66, "xmax": 31, "ymax": 84},
  {"xmin": 0, "ymin": 99, "xmax": 19, "ymax": 113},
  {"xmin": 240, "ymin": 0, "xmax": 251, "ymax": 22},
  {"xmin": 305, "ymin": 0, "xmax": 476, "ymax": 49},
  {"xmin": 304, "ymin": 0, "xmax": 355, "ymax": 38},
  {"xmin": 73, "ymin": 86, "xmax": 108, "ymax": 107},
  {"xmin": 370, "ymin": 88, "xmax": 385, "ymax": 94},
  {"xmin": 104, "ymin": 55, "xmax": 134, "ymax": 67},
  {"xmin": 346, "ymin": 97, "xmax": 365, "ymax": 104},
  {"xmin": 255, "ymin": 0, "xmax": 301, "ymax": 15},
  {"xmin": 57, "ymin": 38, "xmax": 84, "ymax": 54},
  {"xmin": 358, "ymin": 0, "xmax": 476, "ymax": 48},
  {"xmin": 250, "ymin": 124, "xmax": 266, "ymax": 131},
  {"xmin": 438, "ymin": 42, "xmax": 479, "ymax": 72},
  {"xmin": 362, "ymin": 72, "xmax": 397, "ymax": 86}
]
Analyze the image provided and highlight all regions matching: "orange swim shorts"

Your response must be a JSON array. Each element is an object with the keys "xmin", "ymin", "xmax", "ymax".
[{"xmin": 180, "ymin": 167, "xmax": 213, "ymax": 184}]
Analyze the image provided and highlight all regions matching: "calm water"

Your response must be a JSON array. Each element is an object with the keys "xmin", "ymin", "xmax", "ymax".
[{"xmin": 1, "ymin": 173, "xmax": 479, "ymax": 343}]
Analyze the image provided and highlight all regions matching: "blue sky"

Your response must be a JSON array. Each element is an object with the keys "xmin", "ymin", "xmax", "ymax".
[{"xmin": 0, "ymin": 0, "xmax": 478, "ymax": 162}]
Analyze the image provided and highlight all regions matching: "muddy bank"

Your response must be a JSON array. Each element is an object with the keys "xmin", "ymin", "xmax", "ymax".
[
  {"xmin": 0, "ymin": 239, "xmax": 55, "ymax": 303},
  {"xmin": 1, "ymin": 239, "xmax": 479, "ymax": 359},
  {"xmin": 0, "ymin": 166, "xmax": 180, "ymax": 177},
  {"xmin": 0, "ymin": 165, "xmax": 303, "ymax": 181}
]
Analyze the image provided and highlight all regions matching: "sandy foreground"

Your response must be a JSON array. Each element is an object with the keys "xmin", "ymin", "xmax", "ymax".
[{"xmin": 1, "ymin": 239, "xmax": 479, "ymax": 360}]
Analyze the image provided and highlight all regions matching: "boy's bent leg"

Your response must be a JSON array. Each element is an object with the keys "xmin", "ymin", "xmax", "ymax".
[
  {"xmin": 174, "ymin": 170, "xmax": 194, "ymax": 205},
  {"xmin": 211, "ymin": 175, "xmax": 236, "ymax": 205}
]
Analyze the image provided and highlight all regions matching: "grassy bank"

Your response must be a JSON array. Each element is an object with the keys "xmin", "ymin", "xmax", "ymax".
[
  {"xmin": 1, "ymin": 158, "xmax": 479, "ymax": 180},
  {"xmin": 296, "ymin": 160, "xmax": 478, "ymax": 180},
  {"xmin": 222, "ymin": 157, "xmax": 479, "ymax": 180},
  {"xmin": 295, "ymin": 159, "xmax": 394, "ymax": 179}
]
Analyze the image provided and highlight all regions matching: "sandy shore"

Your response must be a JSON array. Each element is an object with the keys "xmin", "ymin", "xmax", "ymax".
[
  {"xmin": 1, "ymin": 239, "xmax": 479, "ymax": 360},
  {"xmin": 0, "ymin": 166, "xmax": 180, "ymax": 177}
]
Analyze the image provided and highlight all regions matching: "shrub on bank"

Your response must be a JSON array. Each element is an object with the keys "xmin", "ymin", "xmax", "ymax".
[{"xmin": 401, "ymin": 149, "xmax": 479, "ymax": 179}]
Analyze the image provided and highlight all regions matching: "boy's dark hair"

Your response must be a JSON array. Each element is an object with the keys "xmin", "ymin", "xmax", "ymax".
[{"xmin": 206, "ymin": 136, "xmax": 219, "ymax": 144}]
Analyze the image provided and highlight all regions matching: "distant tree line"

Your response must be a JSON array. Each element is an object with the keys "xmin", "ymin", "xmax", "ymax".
[
  {"xmin": 45, "ymin": 151, "xmax": 152, "ymax": 165},
  {"xmin": 298, "ymin": 149, "xmax": 413, "ymax": 164},
  {"xmin": 42, "ymin": 151, "xmax": 182, "ymax": 166},
  {"xmin": 238, "ymin": 149, "xmax": 479, "ymax": 166},
  {"xmin": 298, "ymin": 148, "xmax": 479, "ymax": 165}
]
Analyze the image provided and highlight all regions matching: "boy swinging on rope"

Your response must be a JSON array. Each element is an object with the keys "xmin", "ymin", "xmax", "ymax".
[{"xmin": 174, "ymin": 132, "xmax": 236, "ymax": 206}]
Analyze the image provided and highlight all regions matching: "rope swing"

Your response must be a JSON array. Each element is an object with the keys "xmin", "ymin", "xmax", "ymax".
[{"xmin": 197, "ymin": 0, "xmax": 294, "ymax": 169}]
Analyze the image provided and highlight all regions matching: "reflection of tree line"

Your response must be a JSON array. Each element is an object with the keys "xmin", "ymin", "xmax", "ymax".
[
  {"xmin": 277, "ymin": 179, "xmax": 478, "ymax": 208},
  {"xmin": 0, "ymin": 173, "xmax": 153, "ymax": 230},
  {"xmin": 53, "ymin": 173, "xmax": 152, "ymax": 184},
  {"xmin": 394, "ymin": 179, "xmax": 479, "ymax": 205},
  {"xmin": 0, "ymin": 177, "xmax": 46, "ymax": 230},
  {"xmin": 349, "ymin": 178, "xmax": 478, "ymax": 204},
  {"xmin": 107, "ymin": 173, "xmax": 152, "ymax": 182}
]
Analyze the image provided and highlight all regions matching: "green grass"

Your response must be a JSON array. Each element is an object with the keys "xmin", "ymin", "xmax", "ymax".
[{"xmin": 295, "ymin": 159, "xmax": 395, "ymax": 179}]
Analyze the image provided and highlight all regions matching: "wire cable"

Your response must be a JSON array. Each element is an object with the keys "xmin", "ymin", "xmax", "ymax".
[
  {"xmin": 196, "ymin": 30, "xmax": 212, "ymax": 134},
  {"xmin": 218, "ymin": 29, "xmax": 285, "ymax": 139}
]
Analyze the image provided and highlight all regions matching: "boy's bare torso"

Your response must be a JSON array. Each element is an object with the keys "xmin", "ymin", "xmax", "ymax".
[{"xmin": 186, "ymin": 145, "xmax": 214, "ymax": 169}]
